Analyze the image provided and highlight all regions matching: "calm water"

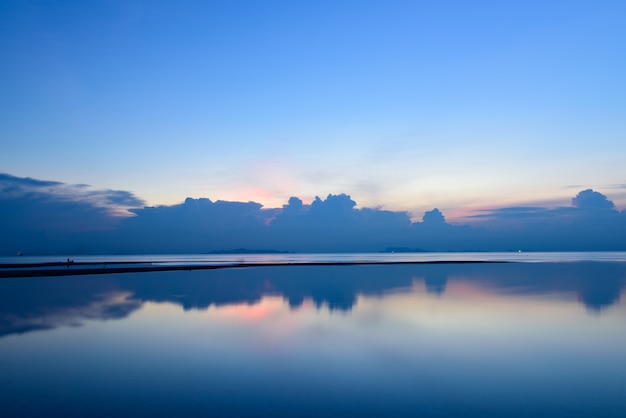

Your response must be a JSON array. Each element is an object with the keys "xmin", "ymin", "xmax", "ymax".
[
  {"xmin": 3, "ymin": 251, "xmax": 626, "ymax": 267},
  {"xmin": 1, "ymin": 261, "xmax": 625, "ymax": 417}
]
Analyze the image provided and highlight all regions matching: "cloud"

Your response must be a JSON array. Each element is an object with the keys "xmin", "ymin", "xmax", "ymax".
[
  {"xmin": 0, "ymin": 174, "xmax": 146, "ymax": 254},
  {"xmin": 456, "ymin": 190, "xmax": 626, "ymax": 251},
  {"xmin": 107, "ymin": 193, "xmax": 415, "ymax": 253},
  {"xmin": 87, "ymin": 189, "xmax": 145, "ymax": 208},
  {"xmin": 423, "ymin": 208, "xmax": 446, "ymax": 224},
  {"xmin": 1, "ymin": 173, "xmax": 626, "ymax": 254},
  {"xmin": 466, "ymin": 206, "xmax": 576, "ymax": 223},
  {"xmin": 266, "ymin": 193, "xmax": 413, "ymax": 252},
  {"xmin": 0, "ymin": 173, "xmax": 62, "ymax": 189},
  {"xmin": 572, "ymin": 189, "xmax": 616, "ymax": 210},
  {"xmin": 0, "ymin": 173, "xmax": 145, "ymax": 213},
  {"xmin": 472, "ymin": 206, "xmax": 551, "ymax": 218},
  {"xmin": 467, "ymin": 189, "xmax": 619, "ymax": 222}
]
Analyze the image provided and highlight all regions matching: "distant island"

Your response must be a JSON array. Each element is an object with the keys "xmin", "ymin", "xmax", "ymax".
[
  {"xmin": 206, "ymin": 248, "xmax": 293, "ymax": 255},
  {"xmin": 382, "ymin": 247, "xmax": 428, "ymax": 253}
]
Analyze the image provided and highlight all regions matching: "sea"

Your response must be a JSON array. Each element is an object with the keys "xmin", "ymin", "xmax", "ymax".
[
  {"xmin": 3, "ymin": 250, "xmax": 626, "ymax": 266},
  {"xmin": 1, "ymin": 252, "xmax": 625, "ymax": 417}
]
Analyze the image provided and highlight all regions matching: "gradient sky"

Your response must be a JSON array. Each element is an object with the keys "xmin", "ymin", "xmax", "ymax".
[{"xmin": 2, "ymin": 0, "xmax": 625, "ymax": 220}]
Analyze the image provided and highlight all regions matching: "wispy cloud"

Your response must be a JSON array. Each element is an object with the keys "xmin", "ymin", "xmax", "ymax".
[{"xmin": 0, "ymin": 173, "xmax": 144, "ymax": 215}]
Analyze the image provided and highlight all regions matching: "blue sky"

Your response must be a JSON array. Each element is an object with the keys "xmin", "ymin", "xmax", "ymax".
[{"xmin": 1, "ymin": 0, "xmax": 625, "ymax": 221}]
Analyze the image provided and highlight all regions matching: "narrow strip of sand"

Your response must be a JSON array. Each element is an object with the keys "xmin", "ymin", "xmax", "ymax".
[{"xmin": 0, "ymin": 260, "xmax": 508, "ymax": 279}]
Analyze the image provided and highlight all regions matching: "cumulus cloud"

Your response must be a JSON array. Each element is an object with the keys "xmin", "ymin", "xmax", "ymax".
[
  {"xmin": 267, "ymin": 193, "xmax": 413, "ymax": 252},
  {"xmin": 572, "ymin": 189, "xmax": 616, "ymax": 210},
  {"xmin": 1, "ymin": 173, "xmax": 625, "ymax": 254},
  {"xmin": 457, "ymin": 189, "xmax": 626, "ymax": 251},
  {"xmin": 467, "ymin": 189, "xmax": 618, "ymax": 223},
  {"xmin": 423, "ymin": 208, "xmax": 446, "ymax": 224}
]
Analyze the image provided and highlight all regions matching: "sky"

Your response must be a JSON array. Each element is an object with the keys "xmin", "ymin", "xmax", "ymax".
[{"xmin": 1, "ymin": 0, "xmax": 626, "ymax": 221}]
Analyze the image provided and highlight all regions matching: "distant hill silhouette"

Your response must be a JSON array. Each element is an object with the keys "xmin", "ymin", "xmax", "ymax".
[{"xmin": 207, "ymin": 248, "xmax": 292, "ymax": 254}]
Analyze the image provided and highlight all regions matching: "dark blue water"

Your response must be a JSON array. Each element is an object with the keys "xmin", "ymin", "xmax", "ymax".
[
  {"xmin": 3, "ymin": 251, "xmax": 626, "ymax": 266},
  {"xmin": 1, "ymin": 261, "xmax": 625, "ymax": 417}
]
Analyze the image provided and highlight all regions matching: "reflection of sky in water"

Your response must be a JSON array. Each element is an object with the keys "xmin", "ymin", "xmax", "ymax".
[{"xmin": 0, "ymin": 263, "xmax": 625, "ymax": 417}]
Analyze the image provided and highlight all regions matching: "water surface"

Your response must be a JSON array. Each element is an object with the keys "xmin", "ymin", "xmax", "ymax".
[
  {"xmin": 1, "ymin": 262, "xmax": 625, "ymax": 417},
  {"xmin": 3, "ymin": 251, "xmax": 626, "ymax": 266}
]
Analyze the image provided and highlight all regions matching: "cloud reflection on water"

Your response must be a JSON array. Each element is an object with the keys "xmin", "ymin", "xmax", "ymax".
[{"xmin": 0, "ymin": 262, "xmax": 624, "ymax": 339}]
